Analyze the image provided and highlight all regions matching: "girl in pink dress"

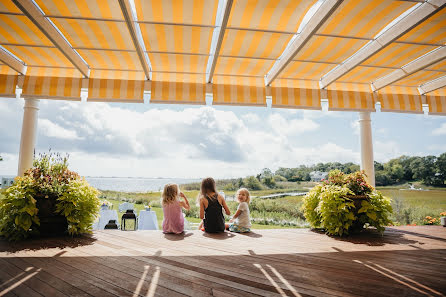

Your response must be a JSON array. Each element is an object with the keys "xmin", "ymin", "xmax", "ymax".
[{"xmin": 162, "ymin": 183, "xmax": 190, "ymax": 234}]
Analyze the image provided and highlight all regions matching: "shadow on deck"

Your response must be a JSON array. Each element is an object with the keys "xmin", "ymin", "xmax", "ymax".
[{"xmin": 0, "ymin": 226, "xmax": 445, "ymax": 297}]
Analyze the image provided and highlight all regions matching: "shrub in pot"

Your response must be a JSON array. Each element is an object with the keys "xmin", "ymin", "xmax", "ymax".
[
  {"xmin": 0, "ymin": 153, "xmax": 100, "ymax": 241},
  {"xmin": 302, "ymin": 170, "xmax": 393, "ymax": 236}
]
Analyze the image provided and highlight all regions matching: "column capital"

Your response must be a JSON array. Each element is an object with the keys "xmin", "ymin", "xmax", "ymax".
[
  {"xmin": 358, "ymin": 111, "xmax": 371, "ymax": 121},
  {"xmin": 23, "ymin": 98, "xmax": 40, "ymax": 110}
]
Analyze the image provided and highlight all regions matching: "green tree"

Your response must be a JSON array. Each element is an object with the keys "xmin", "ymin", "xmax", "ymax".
[
  {"xmin": 436, "ymin": 153, "xmax": 446, "ymax": 186},
  {"xmin": 410, "ymin": 156, "xmax": 437, "ymax": 185},
  {"xmin": 243, "ymin": 176, "xmax": 263, "ymax": 190},
  {"xmin": 0, "ymin": 155, "xmax": 3, "ymax": 161}
]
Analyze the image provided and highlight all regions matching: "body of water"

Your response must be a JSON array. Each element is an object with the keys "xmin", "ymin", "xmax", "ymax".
[
  {"xmin": 1, "ymin": 175, "xmax": 200, "ymax": 192},
  {"xmin": 85, "ymin": 177, "xmax": 201, "ymax": 192}
]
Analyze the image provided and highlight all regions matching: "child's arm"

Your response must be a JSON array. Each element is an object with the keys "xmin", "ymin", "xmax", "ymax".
[
  {"xmin": 229, "ymin": 209, "xmax": 242, "ymax": 223},
  {"xmin": 219, "ymin": 195, "xmax": 231, "ymax": 215},
  {"xmin": 179, "ymin": 192, "xmax": 190, "ymax": 210},
  {"xmin": 199, "ymin": 198, "xmax": 205, "ymax": 219}
]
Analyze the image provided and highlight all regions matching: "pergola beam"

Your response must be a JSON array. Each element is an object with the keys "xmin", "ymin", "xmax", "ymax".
[
  {"xmin": 118, "ymin": 0, "xmax": 152, "ymax": 80},
  {"xmin": 320, "ymin": 0, "xmax": 446, "ymax": 89},
  {"xmin": 0, "ymin": 46, "xmax": 26, "ymax": 75},
  {"xmin": 264, "ymin": 0, "xmax": 342, "ymax": 86},
  {"xmin": 206, "ymin": 0, "xmax": 233, "ymax": 83},
  {"xmin": 418, "ymin": 74, "xmax": 446, "ymax": 94},
  {"xmin": 12, "ymin": 0, "xmax": 90, "ymax": 77},
  {"xmin": 371, "ymin": 46, "xmax": 446, "ymax": 91}
]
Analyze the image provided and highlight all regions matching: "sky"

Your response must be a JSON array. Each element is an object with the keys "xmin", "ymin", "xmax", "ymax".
[{"xmin": 1, "ymin": 98, "xmax": 445, "ymax": 179}]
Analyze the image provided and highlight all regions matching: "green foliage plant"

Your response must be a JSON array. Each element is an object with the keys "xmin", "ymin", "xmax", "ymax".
[
  {"xmin": 356, "ymin": 191, "xmax": 393, "ymax": 233},
  {"xmin": 318, "ymin": 185, "xmax": 355, "ymax": 236},
  {"xmin": 0, "ymin": 152, "xmax": 100, "ymax": 240},
  {"xmin": 56, "ymin": 179, "xmax": 100, "ymax": 235},
  {"xmin": 0, "ymin": 176, "xmax": 40, "ymax": 241},
  {"xmin": 302, "ymin": 170, "xmax": 393, "ymax": 236},
  {"xmin": 301, "ymin": 184, "xmax": 323, "ymax": 228}
]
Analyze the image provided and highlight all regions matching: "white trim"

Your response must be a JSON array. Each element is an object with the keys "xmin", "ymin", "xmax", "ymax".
[
  {"xmin": 206, "ymin": 0, "xmax": 233, "ymax": 83},
  {"xmin": 0, "ymin": 46, "xmax": 27, "ymax": 75},
  {"xmin": 371, "ymin": 46, "xmax": 446, "ymax": 91},
  {"xmin": 119, "ymin": 0, "xmax": 152, "ymax": 80},
  {"xmin": 264, "ymin": 0, "xmax": 342, "ymax": 86},
  {"xmin": 320, "ymin": 0, "xmax": 446, "ymax": 89},
  {"xmin": 418, "ymin": 75, "xmax": 446, "ymax": 94}
]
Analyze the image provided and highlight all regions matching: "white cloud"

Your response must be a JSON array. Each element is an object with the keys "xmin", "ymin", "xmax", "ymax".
[
  {"xmin": 268, "ymin": 113, "xmax": 319, "ymax": 136},
  {"xmin": 350, "ymin": 120, "xmax": 359, "ymax": 135},
  {"xmin": 432, "ymin": 123, "xmax": 446, "ymax": 135},
  {"xmin": 7, "ymin": 99, "xmax": 444, "ymax": 179},
  {"xmin": 40, "ymin": 119, "xmax": 83, "ymax": 140}
]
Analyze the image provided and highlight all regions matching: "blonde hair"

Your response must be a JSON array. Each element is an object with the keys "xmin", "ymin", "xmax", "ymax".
[
  {"xmin": 236, "ymin": 188, "xmax": 250, "ymax": 204},
  {"xmin": 162, "ymin": 183, "xmax": 179, "ymax": 205}
]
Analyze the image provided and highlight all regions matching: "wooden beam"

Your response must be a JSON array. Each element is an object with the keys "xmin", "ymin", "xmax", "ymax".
[
  {"xmin": 320, "ymin": 0, "xmax": 446, "ymax": 89},
  {"xmin": 264, "ymin": 0, "xmax": 342, "ymax": 86},
  {"xmin": 118, "ymin": 0, "xmax": 152, "ymax": 80},
  {"xmin": 206, "ymin": 0, "xmax": 233, "ymax": 83},
  {"xmin": 0, "ymin": 46, "xmax": 26, "ymax": 74},
  {"xmin": 418, "ymin": 75, "xmax": 446, "ymax": 94},
  {"xmin": 371, "ymin": 46, "xmax": 446, "ymax": 91},
  {"xmin": 12, "ymin": 0, "xmax": 89, "ymax": 77}
]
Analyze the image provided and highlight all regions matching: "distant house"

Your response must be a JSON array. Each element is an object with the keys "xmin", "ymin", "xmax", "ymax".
[
  {"xmin": 310, "ymin": 171, "xmax": 328, "ymax": 182},
  {"xmin": 1, "ymin": 177, "xmax": 15, "ymax": 188}
]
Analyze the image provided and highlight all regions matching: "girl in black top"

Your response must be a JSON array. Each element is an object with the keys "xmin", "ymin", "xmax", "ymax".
[{"xmin": 198, "ymin": 177, "xmax": 231, "ymax": 233}]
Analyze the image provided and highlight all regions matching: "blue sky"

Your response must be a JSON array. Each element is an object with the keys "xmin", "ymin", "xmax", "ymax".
[{"xmin": 1, "ymin": 98, "xmax": 445, "ymax": 178}]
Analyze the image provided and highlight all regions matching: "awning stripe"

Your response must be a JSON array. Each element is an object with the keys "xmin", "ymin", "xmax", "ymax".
[
  {"xmin": 327, "ymin": 90, "xmax": 375, "ymax": 111},
  {"xmin": 88, "ymin": 78, "xmax": 145, "ymax": 102},
  {"xmin": 22, "ymin": 76, "xmax": 82, "ymax": 100},
  {"xmin": 271, "ymin": 87, "xmax": 321, "ymax": 110},
  {"xmin": 326, "ymin": 82, "xmax": 375, "ymax": 111},
  {"xmin": 378, "ymin": 86, "xmax": 423, "ymax": 113},
  {"xmin": 140, "ymin": 24, "xmax": 213, "ymax": 54},
  {"xmin": 228, "ymin": 0, "xmax": 316, "ymax": 32},
  {"xmin": 318, "ymin": 0, "xmax": 416, "ymax": 39},
  {"xmin": 134, "ymin": 0, "xmax": 218, "ymax": 26},
  {"xmin": 271, "ymin": 79, "xmax": 321, "ymax": 109},
  {"xmin": 213, "ymin": 84, "xmax": 265, "ymax": 106},
  {"xmin": 150, "ymin": 81, "xmax": 206, "ymax": 105},
  {"xmin": 0, "ymin": 74, "xmax": 18, "ymax": 98},
  {"xmin": 427, "ymin": 88, "xmax": 446, "ymax": 115}
]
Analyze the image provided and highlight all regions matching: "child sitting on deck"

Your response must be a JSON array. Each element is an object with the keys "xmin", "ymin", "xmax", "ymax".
[
  {"xmin": 226, "ymin": 188, "xmax": 251, "ymax": 233},
  {"xmin": 162, "ymin": 184, "xmax": 190, "ymax": 234},
  {"xmin": 198, "ymin": 177, "xmax": 231, "ymax": 233}
]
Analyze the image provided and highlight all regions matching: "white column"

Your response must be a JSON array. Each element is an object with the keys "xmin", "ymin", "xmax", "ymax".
[
  {"xmin": 18, "ymin": 98, "xmax": 40, "ymax": 176},
  {"xmin": 358, "ymin": 112, "xmax": 375, "ymax": 187}
]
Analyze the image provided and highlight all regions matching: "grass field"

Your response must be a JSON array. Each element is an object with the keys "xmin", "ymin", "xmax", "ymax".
[{"xmin": 1, "ymin": 183, "xmax": 445, "ymax": 230}]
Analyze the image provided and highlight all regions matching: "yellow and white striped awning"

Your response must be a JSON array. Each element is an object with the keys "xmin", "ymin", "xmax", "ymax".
[
  {"xmin": 22, "ymin": 76, "xmax": 83, "ymax": 100},
  {"xmin": 326, "ymin": 83, "xmax": 376, "ymax": 112},
  {"xmin": 378, "ymin": 86, "xmax": 423, "ymax": 114},
  {"xmin": 0, "ymin": 74, "xmax": 17, "ymax": 98},
  {"xmin": 87, "ymin": 78, "xmax": 145, "ymax": 103},
  {"xmin": 426, "ymin": 88, "xmax": 446, "ymax": 116},
  {"xmin": 271, "ymin": 79, "xmax": 321, "ymax": 110},
  {"xmin": 0, "ymin": 0, "xmax": 444, "ymax": 115},
  {"xmin": 150, "ymin": 81, "xmax": 206, "ymax": 105}
]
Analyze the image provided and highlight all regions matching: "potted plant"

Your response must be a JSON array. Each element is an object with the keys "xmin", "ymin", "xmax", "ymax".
[
  {"xmin": 0, "ymin": 152, "xmax": 101, "ymax": 241},
  {"xmin": 302, "ymin": 170, "xmax": 393, "ymax": 236}
]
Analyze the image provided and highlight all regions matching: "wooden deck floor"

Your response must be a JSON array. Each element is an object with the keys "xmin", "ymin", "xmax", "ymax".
[{"xmin": 0, "ymin": 226, "xmax": 445, "ymax": 297}]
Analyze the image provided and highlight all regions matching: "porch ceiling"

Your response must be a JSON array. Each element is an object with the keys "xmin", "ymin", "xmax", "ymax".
[{"xmin": 0, "ymin": 0, "xmax": 445, "ymax": 114}]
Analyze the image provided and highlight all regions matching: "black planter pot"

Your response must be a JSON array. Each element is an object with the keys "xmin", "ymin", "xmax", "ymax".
[
  {"xmin": 345, "ymin": 195, "xmax": 370, "ymax": 233},
  {"xmin": 35, "ymin": 194, "xmax": 68, "ymax": 236}
]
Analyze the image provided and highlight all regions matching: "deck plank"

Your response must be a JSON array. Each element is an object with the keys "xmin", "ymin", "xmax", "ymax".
[{"xmin": 1, "ymin": 226, "xmax": 445, "ymax": 297}]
